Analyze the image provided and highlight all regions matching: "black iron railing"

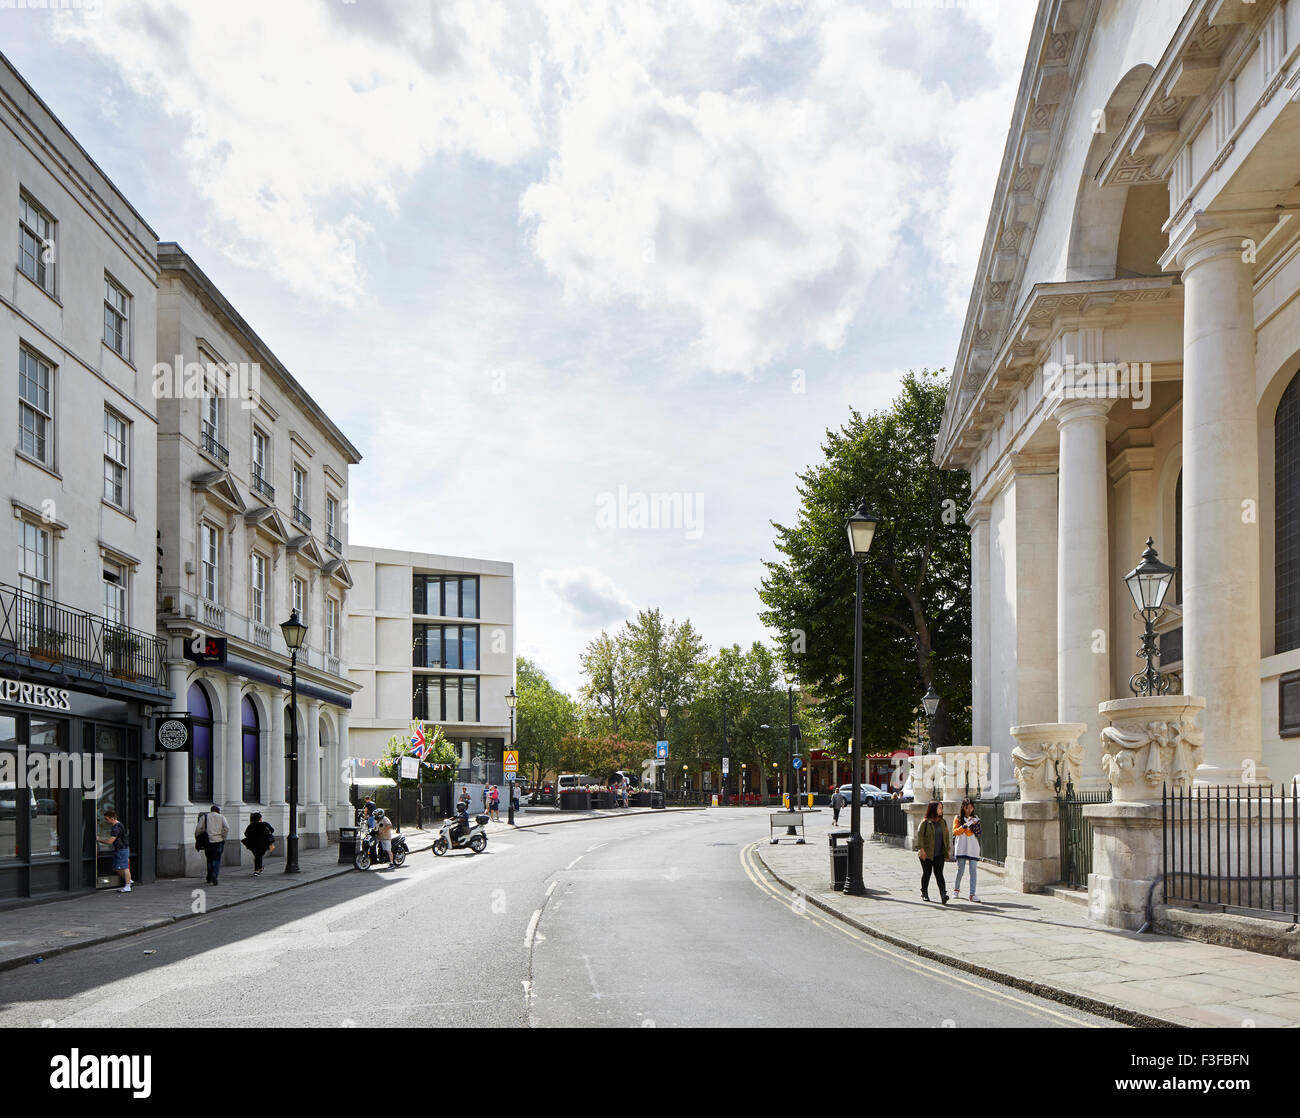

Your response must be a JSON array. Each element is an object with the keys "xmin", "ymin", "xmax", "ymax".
[
  {"xmin": 326, "ymin": 531, "xmax": 342, "ymax": 552},
  {"xmin": 0, "ymin": 583, "xmax": 168, "ymax": 689},
  {"xmin": 871, "ymin": 797, "xmax": 908, "ymax": 838},
  {"xmin": 292, "ymin": 502, "xmax": 311, "ymax": 530},
  {"xmin": 200, "ymin": 422, "xmax": 229, "ymax": 465},
  {"xmin": 973, "ymin": 791, "xmax": 1019, "ymax": 865},
  {"xmin": 251, "ymin": 467, "xmax": 275, "ymax": 500},
  {"xmin": 1059, "ymin": 780, "xmax": 1111, "ymax": 889},
  {"xmin": 1164, "ymin": 783, "xmax": 1300, "ymax": 923}
]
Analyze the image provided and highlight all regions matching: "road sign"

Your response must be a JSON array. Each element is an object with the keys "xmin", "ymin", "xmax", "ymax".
[
  {"xmin": 656, "ymin": 741, "xmax": 668, "ymax": 760},
  {"xmin": 792, "ymin": 755, "xmax": 803, "ymax": 769},
  {"xmin": 722, "ymin": 757, "xmax": 730, "ymax": 775},
  {"xmin": 504, "ymin": 749, "xmax": 519, "ymax": 773}
]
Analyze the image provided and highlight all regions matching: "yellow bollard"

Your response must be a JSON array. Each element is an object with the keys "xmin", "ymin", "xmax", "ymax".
[
  {"xmin": 806, "ymin": 793, "xmax": 813, "ymax": 807},
  {"xmin": 711, "ymin": 794, "xmax": 719, "ymax": 807}
]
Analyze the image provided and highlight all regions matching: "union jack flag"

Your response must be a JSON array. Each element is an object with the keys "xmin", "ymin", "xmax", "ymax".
[{"xmin": 409, "ymin": 723, "xmax": 427, "ymax": 758}]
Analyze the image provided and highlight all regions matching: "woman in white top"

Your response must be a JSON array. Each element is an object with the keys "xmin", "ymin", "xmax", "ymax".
[{"xmin": 952, "ymin": 798, "xmax": 982, "ymax": 903}]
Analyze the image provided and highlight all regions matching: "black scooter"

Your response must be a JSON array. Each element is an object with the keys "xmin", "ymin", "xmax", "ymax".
[{"xmin": 355, "ymin": 829, "xmax": 408, "ymax": 870}]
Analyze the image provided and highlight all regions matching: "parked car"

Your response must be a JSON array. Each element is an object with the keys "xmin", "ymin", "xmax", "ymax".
[
  {"xmin": 836, "ymin": 783, "xmax": 891, "ymax": 807},
  {"xmin": 529, "ymin": 781, "xmax": 556, "ymax": 805}
]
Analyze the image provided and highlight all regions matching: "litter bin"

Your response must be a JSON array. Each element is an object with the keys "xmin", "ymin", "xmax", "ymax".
[
  {"xmin": 828, "ymin": 830, "xmax": 852, "ymax": 891},
  {"xmin": 338, "ymin": 826, "xmax": 358, "ymax": 865}
]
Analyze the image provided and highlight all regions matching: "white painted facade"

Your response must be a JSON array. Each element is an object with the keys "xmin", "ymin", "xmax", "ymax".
[
  {"xmin": 346, "ymin": 545, "xmax": 514, "ymax": 781},
  {"xmin": 938, "ymin": 0, "xmax": 1300, "ymax": 791},
  {"xmin": 154, "ymin": 244, "xmax": 362, "ymax": 874}
]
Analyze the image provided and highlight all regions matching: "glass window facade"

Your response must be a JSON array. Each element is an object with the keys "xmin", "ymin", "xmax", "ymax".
[
  {"xmin": 413, "ymin": 624, "xmax": 478, "ymax": 670},
  {"xmin": 413, "ymin": 675, "xmax": 481, "ymax": 723},
  {"xmin": 242, "ymin": 696, "xmax": 260, "ymax": 803},
  {"xmin": 103, "ymin": 409, "xmax": 128, "ymax": 508},
  {"xmin": 413, "ymin": 575, "xmax": 480, "ymax": 618},
  {"xmin": 19, "ymin": 346, "xmax": 52, "ymax": 465},
  {"xmin": 189, "ymin": 682, "xmax": 214, "ymax": 802},
  {"xmin": 18, "ymin": 194, "xmax": 55, "ymax": 293}
]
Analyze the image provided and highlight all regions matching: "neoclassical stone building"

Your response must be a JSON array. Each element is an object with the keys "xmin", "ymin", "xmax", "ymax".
[{"xmin": 937, "ymin": 0, "xmax": 1300, "ymax": 793}]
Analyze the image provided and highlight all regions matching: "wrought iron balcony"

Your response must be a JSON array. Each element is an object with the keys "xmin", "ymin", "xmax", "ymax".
[
  {"xmin": 201, "ymin": 422, "xmax": 229, "ymax": 466},
  {"xmin": 326, "ymin": 530, "xmax": 342, "ymax": 552},
  {"xmin": 0, "ymin": 583, "xmax": 169, "ymax": 691},
  {"xmin": 292, "ymin": 502, "xmax": 311, "ymax": 530},
  {"xmin": 251, "ymin": 466, "xmax": 275, "ymax": 501}
]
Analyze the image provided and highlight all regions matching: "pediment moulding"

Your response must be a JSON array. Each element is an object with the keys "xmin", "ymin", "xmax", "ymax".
[
  {"xmin": 939, "ymin": 0, "xmax": 1100, "ymax": 469},
  {"xmin": 938, "ymin": 277, "xmax": 1180, "ymax": 472}
]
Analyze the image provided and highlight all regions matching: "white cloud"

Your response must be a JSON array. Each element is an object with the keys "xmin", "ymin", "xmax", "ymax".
[
  {"xmin": 58, "ymin": 0, "xmax": 542, "ymax": 303},
  {"xmin": 540, "ymin": 567, "xmax": 638, "ymax": 627}
]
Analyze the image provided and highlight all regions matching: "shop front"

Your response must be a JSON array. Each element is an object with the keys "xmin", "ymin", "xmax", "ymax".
[{"xmin": 0, "ymin": 675, "xmax": 170, "ymax": 906}]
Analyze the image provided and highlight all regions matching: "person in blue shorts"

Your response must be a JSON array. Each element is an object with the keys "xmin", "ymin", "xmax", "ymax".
[{"xmin": 95, "ymin": 809, "xmax": 132, "ymax": 893}]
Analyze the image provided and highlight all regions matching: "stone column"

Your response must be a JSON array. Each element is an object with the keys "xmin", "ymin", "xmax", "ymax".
[
  {"xmin": 966, "ymin": 503, "xmax": 992, "ymax": 755},
  {"xmin": 268, "ymin": 695, "xmax": 288, "ymax": 844},
  {"xmin": 1055, "ymin": 399, "xmax": 1112, "ymax": 791},
  {"xmin": 1108, "ymin": 444, "xmax": 1158, "ymax": 699},
  {"xmin": 304, "ymin": 698, "xmax": 325, "ymax": 847},
  {"xmin": 337, "ymin": 709, "xmax": 353, "ymax": 827},
  {"xmin": 1004, "ymin": 722, "xmax": 1085, "ymax": 892},
  {"xmin": 1175, "ymin": 227, "xmax": 1265, "ymax": 784},
  {"xmin": 224, "ymin": 677, "xmax": 244, "ymax": 863},
  {"xmin": 1088, "ymin": 694, "xmax": 1206, "ymax": 929},
  {"xmin": 158, "ymin": 660, "xmax": 192, "ymax": 877}
]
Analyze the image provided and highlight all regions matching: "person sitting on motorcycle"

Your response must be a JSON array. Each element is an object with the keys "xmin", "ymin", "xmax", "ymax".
[
  {"xmin": 451, "ymin": 797, "xmax": 471, "ymax": 844},
  {"xmin": 361, "ymin": 798, "xmax": 379, "ymax": 832},
  {"xmin": 375, "ymin": 812, "xmax": 395, "ymax": 866}
]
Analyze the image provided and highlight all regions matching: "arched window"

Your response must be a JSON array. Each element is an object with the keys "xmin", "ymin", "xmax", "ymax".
[
  {"xmin": 1276, "ymin": 372, "xmax": 1300, "ymax": 652},
  {"xmin": 188, "ymin": 682, "xmax": 214, "ymax": 802},
  {"xmin": 242, "ymin": 696, "xmax": 261, "ymax": 803}
]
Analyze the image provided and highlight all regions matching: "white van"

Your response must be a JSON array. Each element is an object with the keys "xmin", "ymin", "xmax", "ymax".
[{"xmin": 557, "ymin": 773, "xmax": 596, "ymax": 792}]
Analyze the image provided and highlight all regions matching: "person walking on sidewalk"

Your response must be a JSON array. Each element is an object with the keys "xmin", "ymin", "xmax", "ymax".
[
  {"xmin": 489, "ymin": 785, "xmax": 500, "ymax": 822},
  {"xmin": 830, "ymin": 787, "xmax": 846, "ymax": 826},
  {"xmin": 952, "ymin": 798, "xmax": 982, "ymax": 903},
  {"xmin": 916, "ymin": 800, "xmax": 952, "ymax": 905},
  {"xmin": 242, "ymin": 811, "xmax": 275, "ymax": 877},
  {"xmin": 196, "ymin": 804, "xmax": 230, "ymax": 885},
  {"xmin": 95, "ymin": 809, "xmax": 132, "ymax": 893}
]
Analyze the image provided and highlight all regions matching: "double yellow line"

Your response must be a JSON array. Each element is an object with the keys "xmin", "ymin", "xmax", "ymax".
[{"xmin": 739, "ymin": 842, "xmax": 1100, "ymax": 1028}]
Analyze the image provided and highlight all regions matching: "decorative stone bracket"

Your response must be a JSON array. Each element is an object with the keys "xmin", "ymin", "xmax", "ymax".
[
  {"xmin": 1097, "ymin": 695, "xmax": 1206, "ymax": 802},
  {"xmin": 1010, "ymin": 723, "xmax": 1086, "ymax": 802}
]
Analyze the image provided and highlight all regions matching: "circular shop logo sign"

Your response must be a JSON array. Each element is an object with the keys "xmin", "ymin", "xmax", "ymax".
[{"xmin": 158, "ymin": 719, "xmax": 190, "ymax": 751}]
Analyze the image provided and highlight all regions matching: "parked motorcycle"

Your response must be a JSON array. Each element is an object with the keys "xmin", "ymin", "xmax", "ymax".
[
  {"xmin": 432, "ymin": 813, "xmax": 490, "ymax": 856},
  {"xmin": 354, "ymin": 829, "xmax": 408, "ymax": 870}
]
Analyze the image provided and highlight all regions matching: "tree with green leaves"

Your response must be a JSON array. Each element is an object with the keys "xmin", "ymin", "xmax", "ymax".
[
  {"xmin": 515, "ymin": 656, "xmax": 580, "ymax": 785},
  {"xmin": 578, "ymin": 631, "xmax": 631, "ymax": 734},
  {"xmin": 378, "ymin": 722, "xmax": 458, "ymax": 788},
  {"xmin": 759, "ymin": 368, "xmax": 971, "ymax": 755}
]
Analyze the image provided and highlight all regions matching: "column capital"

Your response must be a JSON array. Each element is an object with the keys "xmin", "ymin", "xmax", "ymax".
[
  {"xmin": 1051, "ymin": 397, "xmax": 1114, "ymax": 426},
  {"xmin": 1161, "ymin": 209, "xmax": 1290, "ymax": 273},
  {"xmin": 1009, "ymin": 449, "xmax": 1058, "ymax": 476},
  {"xmin": 963, "ymin": 501, "xmax": 992, "ymax": 528},
  {"xmin": 1108, "ymin": 445, "xmax": 1157, "ymax": 482}
]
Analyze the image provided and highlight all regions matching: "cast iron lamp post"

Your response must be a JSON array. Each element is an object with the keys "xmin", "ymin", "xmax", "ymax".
[
  {"xmin": 1124, "ymin": 537, "xmax": 1177, "ymax": 696},
  {"xmin": 783, "ymin": 667, "xmax": 798, "ymax": 805},
  {"xmin": 506, "ymin": 687, "xmax": 517, "ymax": 825},
  {"xmin": 280, "ymin": 608, "xmax": 308, "ymax": 874},
  {"xmin": 658, "ymin": 702, "xmax": 668, "ymax": 795},
  {"xmin": 845, "ymin": 502, "xmax": 880, "ymax": 896},
  {"xmin": 922, "ymin": 683, "xmax": 940, "ymax": 799}
]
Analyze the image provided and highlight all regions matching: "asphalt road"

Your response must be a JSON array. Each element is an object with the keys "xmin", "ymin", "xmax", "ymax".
[{"xmin": 0, "ymin": 809, "xmax": 1112, "ymax": 1028}]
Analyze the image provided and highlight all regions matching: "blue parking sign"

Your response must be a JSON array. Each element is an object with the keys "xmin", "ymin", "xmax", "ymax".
[
  {"xmin": 792, "ymin": 756, "xmax": 803, "ymax": 769},
  {"xmin": 656, "ymin": 741, "xmax": 669, "ymax": 759}
]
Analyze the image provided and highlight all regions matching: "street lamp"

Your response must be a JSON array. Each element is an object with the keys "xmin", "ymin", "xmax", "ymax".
[
  {"xmin": 658, "ymin": 702, "xmax": 669, "ymax": 795},
  {"xmin": 783, "ymin": 667, "xmax": 798, "ymax": 807},
  {"xmin": 682, "ymin": 763, "xmax": 688, "ymax": 796},
  {"xmin": 279, "ymin": 608, "xmax": 308, "ymax": 874},
  {"xmin": 505, "ymin": 687, "xmax": 518, "ymax": 825},
  {"xmin": 921, "ymin": 683, "xmax": 941, "ymax": 799},
  {"xmin": 846, "ymin": 501, "xmax": 880, "ymax": 895},
  {"xmin": 1124, "ymin": 537, "xmax": 1176, "ymax": 696}
]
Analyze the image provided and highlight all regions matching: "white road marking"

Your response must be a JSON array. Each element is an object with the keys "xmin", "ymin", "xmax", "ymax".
[
  {"xmin": 581, "ymin": 954, "xmax": 602, "ymax": 1000},
  {"xmin": 545, "ymin": 881, "xmax": 557, "ymax": 898},
  {"xmin": 586, "ymin": 843, "xmax": 606, "ymax": 852},
  {"xmin": 564, "ymin": 855, "xmax": 584, "ymax": 870},
  {"xmin": 525, "ymin": 909, "xmax": 541, "ymax": 949}
]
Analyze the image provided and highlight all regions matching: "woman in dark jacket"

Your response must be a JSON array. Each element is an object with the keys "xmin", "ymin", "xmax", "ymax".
[
  {"xmin": 915, "ymin": 800, "xmax": 952, "ymax": 905},
  {"xmin": 242, "ymin": 811, "xmax": 276, "ymax": 877}
]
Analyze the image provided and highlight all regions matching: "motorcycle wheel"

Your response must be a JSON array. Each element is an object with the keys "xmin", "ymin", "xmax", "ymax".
[
  {"xmin": 354, "ymin": 849, "xmax": 371, "ymax": 871},
  {"xmin": 469, "ymin": 834, "xmax": 487, "ymax": 854},
  {"xmin": 392, "ymin": 848, "xmax": 407, "ymax": 867},
  {"xmin": 432, "ymin": 838, "xmax": 448, "ymax": 857}
]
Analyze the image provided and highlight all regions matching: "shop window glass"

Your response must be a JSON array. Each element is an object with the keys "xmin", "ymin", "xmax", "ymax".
[
  {"xmin": 189, "ymin": 682, "xmax": 214, "ymax": 802},
  {"xmin": 242, "ymin": 696, "xmax": 260, "ymax": 803}
]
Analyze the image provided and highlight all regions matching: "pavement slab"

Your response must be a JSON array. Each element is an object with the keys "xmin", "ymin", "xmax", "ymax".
[{"xmin": 756, "ymin": 810, "xmax": 1300, "ymax": 1028}]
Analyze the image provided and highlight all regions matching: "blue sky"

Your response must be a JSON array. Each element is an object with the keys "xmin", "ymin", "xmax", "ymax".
[{"xmin": 2, "ymin": 0, "xmax": 1036, "ymax": 693}]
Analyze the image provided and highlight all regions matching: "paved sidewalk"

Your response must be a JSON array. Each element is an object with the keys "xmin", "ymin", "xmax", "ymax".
[
  {"xmin": 0, "ymin": 831, "xmax": 435, "ymax": 973},
  {"xmin": 757, "ymin": 812, "xmax": 1300, "ymax": 1028}
]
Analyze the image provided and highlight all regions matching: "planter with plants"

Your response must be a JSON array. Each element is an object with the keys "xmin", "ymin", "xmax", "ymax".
[
  {"xmin": 103, "ymin": 626, "xmax": 142, "ymax": 678},
  {"xmin": 28, "ymin": 627, "xmax": 66, "ymax": 664}
]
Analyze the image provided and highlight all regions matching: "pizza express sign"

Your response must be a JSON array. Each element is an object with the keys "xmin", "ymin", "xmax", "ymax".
[
  {"xmin": 155, "ymin": 716, "xmax": 192, "ymax": 753},
  {"xmin": 0, "ymin": 680, "xmax": 72, "ymax": 711}
]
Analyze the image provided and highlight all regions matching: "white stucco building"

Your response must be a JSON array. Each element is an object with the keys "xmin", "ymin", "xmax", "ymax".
[
  {"xmin": 154, "ymin": 244, "xmax": 362, "ymax": 875},
  {"xmin": 346, "ymin": 546, "xmax": 514, "ymax": 787},
  {"xmin": 0, "ymin": 52, "xmax": 173, "ymax": 903},
  {"xmin": 938, "ymin": 0, "xmax": 1300, "ymax": 792}
]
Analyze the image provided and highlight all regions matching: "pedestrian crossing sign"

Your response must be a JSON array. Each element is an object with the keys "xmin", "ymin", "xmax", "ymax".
[{"xmin": 504, "ymin": 749, "xmax": 519, "ymax": 773}]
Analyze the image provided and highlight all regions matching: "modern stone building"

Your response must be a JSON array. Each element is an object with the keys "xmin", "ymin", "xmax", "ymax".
[
  {"xmin": 346, "ymin": 546, "xmax": 514, "ymax": 793},
  {"xmin": 154, "ymin": 244, "xmax": 362, "ymax": 875},
  {"xmin": 937, "ymin": 0, "xmax": 1300, "ymax": 795},
  {"xmin": 0, "ymin": 52, "xmax": 172, "ymax": 903}
]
